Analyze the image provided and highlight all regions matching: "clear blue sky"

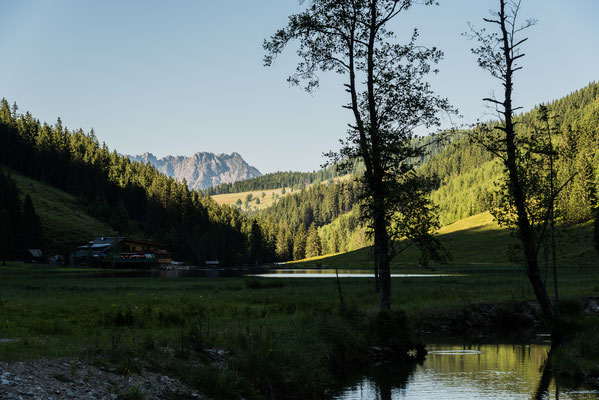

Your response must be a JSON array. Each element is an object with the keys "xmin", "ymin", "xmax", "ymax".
[{"xmin": 0, "ymin": 0, "xmax": 597, "ymax": 173}]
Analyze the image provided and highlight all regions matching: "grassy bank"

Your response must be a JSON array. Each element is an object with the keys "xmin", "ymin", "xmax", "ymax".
[{"xmin": 1, "ymin": 263, "xmax": 598, "ymax": 398}]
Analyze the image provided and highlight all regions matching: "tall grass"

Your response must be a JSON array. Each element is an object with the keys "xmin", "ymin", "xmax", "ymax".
[{"xmin": 1, "ymin": 264, "xmax": 598, "ymax": 397}]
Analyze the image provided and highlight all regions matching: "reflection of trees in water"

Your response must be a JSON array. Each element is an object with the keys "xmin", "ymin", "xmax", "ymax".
[
  {"xmin": 369, "ymin": 361, "xmax": 419, "ymax": 400},
  {"xmin": 339, "ymin": 344, "xmax": 598, "ymax": 399},
  {"xmin": 424, "ymin": 344, "xmax": 548, "ymax": 394},
  {"xmin": 338, "ymin": 359, "xmax": 420, "ymax": 400},
  {"xmin": 534, "ymin": 346, "xmax": 555, "ymax": 400}
]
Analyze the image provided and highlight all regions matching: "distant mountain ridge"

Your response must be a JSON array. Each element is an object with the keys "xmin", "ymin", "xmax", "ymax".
[{"xmin": 128, "ymin": 152, "xmax": 261, "ymax": 190}]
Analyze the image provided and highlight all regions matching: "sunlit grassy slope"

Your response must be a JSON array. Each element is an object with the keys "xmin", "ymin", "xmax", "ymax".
[
  {"xmin": 2, "ymin": 167, "xmax": 113, "ymax": 252},
  {"xmin": 211, "ymin": 187, "xmax": 294, "ymax": 211},
  {"xmin": 292, "ymin": 212, "xmax": 597, "ymax": 269},
  {"xmin": 211, "ymin": 174, "xmax": 354, "ymax": 211}
]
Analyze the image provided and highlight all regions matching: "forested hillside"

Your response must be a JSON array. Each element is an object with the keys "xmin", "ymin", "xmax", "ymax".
[
  {"xmin": 205, "ymin": 161, "xmax": 364, "ymax": 195},
  {"xmin": 258, "ymin": 180, "xmax": 363, "ymax": 260},
  {"xmin": 274, "ymin": 82, "xmax": 599, "ymax": 261},
  {"xmin": 0, "ymin": 100, "xmax": 266, "ymax": 264},
  {"xmin": 1, "ymin": 82, "xmax": 596, "ymax": 264},
  {"xmin": 1, "ymin": 166, "xmax": 114, "ymax": 254},
  {"xmin": 420, "ymin": 81, "xmax": 599, "ymax": 226}
]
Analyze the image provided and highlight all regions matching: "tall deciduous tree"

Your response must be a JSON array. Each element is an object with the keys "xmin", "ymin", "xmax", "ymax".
[
  {"xmin": 265, "ymin": 0, "xmax": 453, "ymax": 310},
  {"xmin": 467, "ymin": 0, "xmax": 558, "ymax": 320}
]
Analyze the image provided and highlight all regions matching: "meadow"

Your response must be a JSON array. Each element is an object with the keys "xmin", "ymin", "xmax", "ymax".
[
  {"xmin": 211, "ymin": 187, "xmax": 293, "ymax": 211},
  {"xmin": 1, "ymin": 262, "xmax": 598, "ymax": 398}
]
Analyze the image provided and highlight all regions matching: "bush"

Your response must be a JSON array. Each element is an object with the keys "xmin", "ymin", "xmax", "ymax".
[{"xmin": 369, "ymin": 310, "xmax": 413, "ymax": 348}]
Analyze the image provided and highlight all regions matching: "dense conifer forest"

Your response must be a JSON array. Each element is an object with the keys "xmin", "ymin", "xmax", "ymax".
[
  {"xmin": 0, "ymin": 100, "xmax": 263, "ymax": 264},
  {"xmin": 1, "ymin": 82, "xmax": 597, "ymax": 264},
  {"xmin": 421, "ymin": 82, "xmax": 599, "ymax": 226},
  {"xmin": 204, "ymin": 161, "xmax": 364, "ymax": 195}
]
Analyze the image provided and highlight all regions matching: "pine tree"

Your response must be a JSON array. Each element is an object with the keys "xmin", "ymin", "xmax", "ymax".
[
  {"xmin": 249, "ymin": 220, "xmax": 263, "ymax": 264},
  {"xmin": 293, "ymin": 226, "xmax": 307, "ymax": 260},
  {"xmin": 305, "ymin": 224, "xmax": 322, "ymax": 258},
  {"xmin": 275, "ymin": 228, "xmax": 290, "ymax": 260}
]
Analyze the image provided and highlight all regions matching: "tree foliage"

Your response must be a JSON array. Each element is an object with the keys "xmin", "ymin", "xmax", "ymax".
[{"xmin": 266, "ymin": 0, "xmax": 453, "ymax": 310}]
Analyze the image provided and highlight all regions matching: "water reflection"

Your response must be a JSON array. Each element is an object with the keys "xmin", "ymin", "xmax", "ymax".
[
  {"xmin": 62, "ymin": 268, "xmax": 457, "ymax": 279},
  {"xmin": 251, "ymin": 269, "xmax": 458, "ymax": 278},
  {"xmin": 336, "ymin": 344, "xmax": 599, "ymax": 400},
  {"xmin": 70, "ymin": 267, "xmax": 270, "ymax": 279}
]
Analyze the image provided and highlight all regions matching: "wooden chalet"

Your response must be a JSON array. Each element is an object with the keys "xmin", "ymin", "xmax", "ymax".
[{"xmin": 73, "ymin": 237, "xmax": 172, "ymax": 268}]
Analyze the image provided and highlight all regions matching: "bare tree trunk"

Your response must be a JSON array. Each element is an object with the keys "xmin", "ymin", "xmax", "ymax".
[
  {"xmin": 374, "ymin": 254, "xmax": 380, "ymax": 293},
  {"xmin": 374, "ymin": 201, "xmax": 391, "ymax": 311},
  {"xmin": 335, "ymin": 268, "xmax": 345, "ymax": 314},
  {"xmin": 499, "ymin": 0, "xmax": 554, "ymax": 320}
]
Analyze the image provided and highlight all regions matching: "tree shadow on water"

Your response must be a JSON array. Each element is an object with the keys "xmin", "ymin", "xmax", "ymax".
[{"xmin": 335, "ymin": 359, "xmax": 419, "ymax": 400}]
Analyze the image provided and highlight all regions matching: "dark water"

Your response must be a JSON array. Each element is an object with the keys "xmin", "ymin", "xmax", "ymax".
[{"xmin": 335, "ymin": 344, "xmax": 599, "ymax": 400}]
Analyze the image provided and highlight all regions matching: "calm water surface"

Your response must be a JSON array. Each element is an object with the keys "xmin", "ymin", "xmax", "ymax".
[
  {"xmin": 335, "ymin": 344, "xmax": 599, "ymax": 400},
  {"xmin": 73, "ymin": 268, "xmax": 457, "ymax": 279}
]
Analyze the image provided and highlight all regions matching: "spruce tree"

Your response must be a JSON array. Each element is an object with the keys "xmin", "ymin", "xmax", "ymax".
[
  {"xmin": 293, "ymin": 226, "xmax": 307, "ymax": 260},
  {"xmin": 305, "ymin": 225, "xmax": 322, "ymax": 258}
]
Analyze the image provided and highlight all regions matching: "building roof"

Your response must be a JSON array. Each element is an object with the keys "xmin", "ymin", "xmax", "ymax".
[
  {"xmin": 121, "ymin": 238, "xmax": 165, "ymax": 247},
  {"xmin": 28, "ymin": 249, "xmax": 42, "ymax": 257}
]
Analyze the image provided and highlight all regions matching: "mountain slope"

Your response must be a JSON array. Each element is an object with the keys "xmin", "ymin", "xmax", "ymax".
[
  {"xmin": 421, "ymin": 81, "xmax": 599, "ymax": 225},
  {"xmin": 294, "ymin": 212, "xmax": 596, "ymax": 268},
  {"xmin": 128, "ymin": 152, "xmax": 261, "ymax": 190},
  {"xmin": 1, "ymin": 166, "xmax": 113, "ymax": 253}
]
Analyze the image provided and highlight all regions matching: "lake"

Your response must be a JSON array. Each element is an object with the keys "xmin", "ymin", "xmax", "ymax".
[
  {"xmin": 76, "ymin": 268, "xmax": 458, "ymax": 279},
  {"xmin": 335, "ymin": 344, "xmax": 599, "ymax": 400}
]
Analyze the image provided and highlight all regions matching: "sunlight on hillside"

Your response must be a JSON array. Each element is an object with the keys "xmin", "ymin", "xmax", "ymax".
[
  {"xmin": 292, "ymin": 211, "xmax": 595, "ymax": 269},
  {"xmin": 211, "ymin": 174, "xmax": 354, "ymax": 211}
]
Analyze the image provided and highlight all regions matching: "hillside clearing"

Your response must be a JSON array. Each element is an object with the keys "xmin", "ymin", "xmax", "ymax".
[{"xmin": 211, "ymin": 174, "xmax": 354, "ymax": 211}]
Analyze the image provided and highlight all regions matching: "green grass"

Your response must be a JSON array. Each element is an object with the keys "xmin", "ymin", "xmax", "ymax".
[
  {"xmin": 294, "ymin": 212, "xmax": 598, "ymax": 269},
  {"xmin": 1, "ymin": 166, "xmax": 113, "ymax": 252},
  {"xmin": 211, "ymin": 187, "xmax": 294, "ymax": 210},
  {"xmin": 1, "ymin": 263, "xmax": 598, "ymax": 397}
]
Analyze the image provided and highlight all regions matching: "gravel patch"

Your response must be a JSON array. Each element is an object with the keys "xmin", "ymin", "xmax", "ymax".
[{"xmin": 0, "ymin": 358, "xmax": 204, "ymax": 399}]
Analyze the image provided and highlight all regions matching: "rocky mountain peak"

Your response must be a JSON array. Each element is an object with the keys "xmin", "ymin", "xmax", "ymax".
[{"xmin": 127, "ymin": 151, "xmax": 261, "ymax": 190}]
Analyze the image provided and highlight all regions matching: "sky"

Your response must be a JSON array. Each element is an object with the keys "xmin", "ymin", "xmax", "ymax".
[{"xmin": 0, "ymin": 0, "xmax": 597, "ymax": 174}]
